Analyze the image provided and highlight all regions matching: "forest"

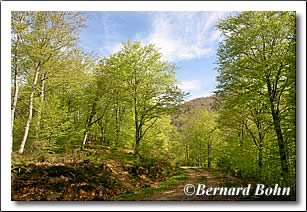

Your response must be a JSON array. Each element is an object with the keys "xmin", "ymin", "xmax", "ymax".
[{"xmin": 11, "ymin": 11, "xmax": 296, "ymax": 201}]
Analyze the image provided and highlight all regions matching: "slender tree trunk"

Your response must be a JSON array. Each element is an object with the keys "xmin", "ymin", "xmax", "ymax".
[
  {"xmin": 98, "ymin": 119, "xmax": 106, "ymax": 145},
  {"xmin": 98, "ymin": 114, "xmax": 111, "ymax": 146},
  {"xmin": 18, "ymin": 63, "xmax": 41, "ymax": 154},
  {"xmin": 258, "ymin": 146, "xmax": 263, "ymax": 169},
  {"xmin": 134, "ymin": 123, "xmax": 141, "ymax": 155},
  {"xmin": 80, "ymin": 98, "xmax": 98, "ymax": 150},
  {"xmin": 184, "ymin": 144, "xmax": 189, "ymax": 165},
  {"xmin": 132, "ymin": 68, "xmax": 141, "ymax": 155},
  {"xmin": 81, "ymin": 117, "xmax": 94, "ymax": 149},
  {"xmin": 134, "ymin": 137, "xmax": 140, "ymax": 155},
  {"xmin": 81, "ymin": 125, "xmax": 89, "ymax": 149},
  {"xmin": 11, "ymin": 65, "xmax": 20, "ymax": 130},
  {"xmin": 101, "ymin": 126, "xmax": 105, "ymax": 145},
  {"xmin": 115, "ymin": 98, "xmax": 120, "ymax": 146},
  {"xmin": 266, "ymin": 76, "xmax": 289, "ymax": 180},
  {"xmin": 258, "ymin": 125, "xmax": 264, "ymax": 171},
  {"xmin": 133, "ymin": 93, "xmax": 140, "ymax": 155},
  {"xmin": 240, "ymin": 123, "xmax": 244, "ymax": 147},
  {"xmin": 271, "ymin": 110, "xmax": 289, "ymax": 178},
  {"xmin": 11, "ymin": 14, "xmax": 23, "ymax": 133},
  {"xmin": 36, "ymin": 72, "xmax": 47, "ymax": 138},
  {"xmin": 258, "ymin": 123, "xmax": 263, "ymax": 172}
]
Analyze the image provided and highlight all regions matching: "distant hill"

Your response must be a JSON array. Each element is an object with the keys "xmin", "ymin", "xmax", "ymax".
[
  {"xmin": 171, "ymin": 95, "xmax": 219, "ymax": 128},
  {"xmin": 181, "ymin": 95, "xmax": 218, "ymax": 112}
]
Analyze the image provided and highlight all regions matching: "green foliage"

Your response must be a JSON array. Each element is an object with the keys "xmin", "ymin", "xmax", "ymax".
[
  {"xmin": 94, "ymin": 41, "xmax": 185, "ymax": 154},
  {"xmin": 215, "ymin": 12, "xmax": 295, "ymax": 188},
  {"xmin": 175, "ymin": 109, "xmax": 221, "ymax": 167}
]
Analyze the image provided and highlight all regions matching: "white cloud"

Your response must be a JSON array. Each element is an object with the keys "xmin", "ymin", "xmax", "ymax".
[
  {"xmin": 97, "ymin": 11, "xmax": 229, "ymax": 60},
  {"xmin": 178, "ymin": 80, "xmax": 202, "ymax": 91},
  {"xmin": 141, "ymin": 12, "xmax": 228, "ymax": 62}
]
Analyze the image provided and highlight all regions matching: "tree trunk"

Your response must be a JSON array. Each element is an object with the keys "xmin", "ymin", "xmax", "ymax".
[
  {"xmin": 184, "ymin": 144, "xmax": 188, "ymax": 165},
  {"xmin": 11, "ymin": 14, "xmax": 23, "ymax": 132},
  {"xmin": 239, "ymin": 123, "xmax": 244, "ymax": 147},
  {"xmin": 258, "ymin": 125, "xmax": 264, "ymax": 172},
  {"xmin": 81, "ymin": 117, "xmax": 92, "ymax": 150},
  {"xmin": 115, "ymin": 98, "xmax": 120, "ymax": 146},
  {"xmin": 18, "ymin": 63, "xmax": 41, "ymax": 154},
  {"xmin": 11, "ymin": 64, "xmax": 20, "ymax": 130},
  {"xmin": 134, "ymin": 124, "xmax": 141, "ymax": 155},
  {"xmin": 133, "ymin": 94, "xmax": 140, "ymax": 155},
  {"xmin": 271, "ymin": 110, "xmax": 289, "ymax": 178},
  {"xmin": 36, "ymin": 72, "xmax": 47, "ymax": 138},
  {"xmin": 80, "ymin": 98, "xmax": 98, "ymax": 150},
  {"xmin": 81, "ymin": 127, "xmax": 89, "ymax": 150},
  {"xmin": 134, "ymin": 138, "xmax": 140, "ymax": 155},
  {"xmin": 266, "ymin": 76, "xmax": 289, "ymax": 180},
  {"xmin": 258, "ymin": 146, "xmax": 263, "ymax": 169}
]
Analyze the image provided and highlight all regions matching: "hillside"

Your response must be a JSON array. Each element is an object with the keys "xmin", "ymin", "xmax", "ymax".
[{"xmin": 182, "ymin": 96, "xmax": 218, "ymax": 112}]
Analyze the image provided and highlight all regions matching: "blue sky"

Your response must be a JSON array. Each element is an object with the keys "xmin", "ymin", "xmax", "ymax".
[{"xmin": 79, "ymin": 11, "xmax": 231, "ymax": 100}]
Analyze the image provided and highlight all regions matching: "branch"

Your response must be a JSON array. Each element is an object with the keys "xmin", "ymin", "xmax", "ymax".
[
  {"xmin": 244, "ymin": 122, "xmax": 259, "ymax": 149},
  {"xmin": 89, "ymin": 95, "xmax": 113, "ymax": 126},
  {"xmin": 139, "ymin": 117, "xmax": 159, "ymax": 140},
  {"xmin": 90, "ymin": 115, "xmax": 105, "ymax": 126}
]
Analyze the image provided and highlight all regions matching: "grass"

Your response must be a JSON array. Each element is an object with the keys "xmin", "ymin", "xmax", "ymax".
[{"xmin": 114, "ymin": 168, "xmax": 188, "ymax": 200}]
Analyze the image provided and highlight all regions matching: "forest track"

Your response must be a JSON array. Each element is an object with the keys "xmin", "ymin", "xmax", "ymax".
[{"xmin": 142, "ymin": 167, "xmax": 243, "ymax": 201}]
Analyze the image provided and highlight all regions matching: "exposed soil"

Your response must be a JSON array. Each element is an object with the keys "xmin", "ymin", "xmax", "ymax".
[
  {"xmin": 141, "ymin": 167, "xmax": 295, "ymax": 201},
  {"xmin": 139, "ymin": 167, "xmax": 241, "ymax": 200},
  {"xmin": 11, "ymin": 157, "xmax": 171, "ymax": 201},
  {"xmin": 11, "ymin": 162, "xmax": 295, "ymax": 201},
  {"xmin": 11, "ymin": 161, "xmax": 126, "ymax": 201}
]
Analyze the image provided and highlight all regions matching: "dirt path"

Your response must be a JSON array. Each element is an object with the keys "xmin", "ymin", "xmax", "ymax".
[{"xmin": 144, "ymin": 167, "xmax": 243, "ymax": 201}]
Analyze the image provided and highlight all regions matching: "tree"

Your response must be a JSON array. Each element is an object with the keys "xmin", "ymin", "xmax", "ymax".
[
  {"xmin": 175, "ymin": 108, "xmax": 219, "ymax": 167},
  {"xmin": 98, "ymin": 41, "xmax": 184, "ymax": 155},
  {"xmin": 11, "ymin": 12, "xmax": 28, "ymax": 132},
  {"xmin": 14, "ymin": 12, "xmax": 86, "ymax": 154},
  {"xmin": 216, "ymin": 12, "xmax": 295, "ymax": 183}
]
